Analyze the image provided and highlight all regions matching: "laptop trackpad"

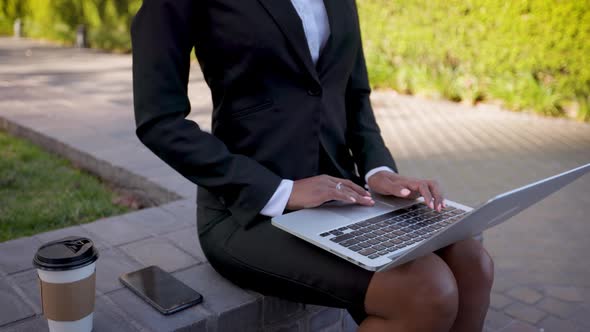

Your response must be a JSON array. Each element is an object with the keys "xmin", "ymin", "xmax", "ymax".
[{"xmin": 320, "ymin": 200, "xmax": 394, "ymax": 220}]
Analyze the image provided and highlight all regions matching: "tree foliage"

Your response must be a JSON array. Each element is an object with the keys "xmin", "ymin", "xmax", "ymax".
[
  {"xmin": 0, "ymin": 0, "xmax": 588, "ymax": 120},
  {"xmin": 0, "ymin": 0, "xmax": 141, "ymax": 51}
]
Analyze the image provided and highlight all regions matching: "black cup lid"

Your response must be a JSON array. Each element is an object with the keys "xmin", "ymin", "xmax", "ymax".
[{"xmin": 33, "ymin": 236, "xmax": 99, "ymax": 271}]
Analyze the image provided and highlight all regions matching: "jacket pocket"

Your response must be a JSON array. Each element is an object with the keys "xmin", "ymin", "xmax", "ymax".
[{"xmin": 229, "ymin": 99, "xmax": 274, "ymax": 120}]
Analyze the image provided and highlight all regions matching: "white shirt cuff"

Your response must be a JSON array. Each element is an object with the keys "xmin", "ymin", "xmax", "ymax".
[
  {"xmin": 260, "ymin": 179, "xmax": 294, "ymax": 217},
  {"xmin": 365, "ymin": 166, "xmax": 396, "ymax": 189}
]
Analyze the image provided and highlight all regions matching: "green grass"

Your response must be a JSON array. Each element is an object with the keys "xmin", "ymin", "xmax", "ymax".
[
  {"xmin": 0, "ymin": 130, "xmax": 131, "ymax": 242},
  {"xmin": 358, "ymin": 0, "xmax": 590, "ymax": 121}
]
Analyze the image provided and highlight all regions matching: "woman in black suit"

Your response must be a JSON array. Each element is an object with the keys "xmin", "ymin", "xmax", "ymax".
[{"xmin": 131, "ymin": 0, "xmax": 494, "ymax": 330}]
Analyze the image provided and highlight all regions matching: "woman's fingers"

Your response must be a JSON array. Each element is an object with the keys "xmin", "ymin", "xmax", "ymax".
[
  {"xmin": 321, "ymin": 183, "xmax": 373, "ymax": 206},
  {"xmin": 289, "ymin": 174, "xmax": 378, "ymax": 210},
  {"xmin": 343, "ymin": 179, "xmax": 372, "ymax": 197},
  {"xmin": 326, "ymin": 176, "xmax": 371, "ymax": 197},
  {"xmin": 418, "ymin": 182, "xmax": 434, "ymax": 209},
  {"xmin": 326, "ymin": 188, "xmax": 354, "ymax": 204},
  {"xmin": 404, "ymin": 181, "xmax": 434, "ymax": 209},
  {"xmin": 380, "ymin": 174, "xmax": 441, "ymax": 210},
  {"xmin": 362, "ymin": 172, "xmax": 446, "ymax": 211},
  {"xmin": 385, "ymin": 177, "xmax": 412, "ymax": 197},
  {"xmin": 309, "ymin": 174, "xmax": 444, "ymax": 210},
  {"xmin": 428, "ymin": 180, "xmax": 444, "ymax": 212},
  {"xmin": 337, "ymin": 186, "xmax": 374, "ymax": 206}
]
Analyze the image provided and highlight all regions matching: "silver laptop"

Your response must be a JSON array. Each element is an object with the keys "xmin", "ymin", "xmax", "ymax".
[{"xmin": 272, "ymin": 163, "xmax": 590, "ymax": 271}]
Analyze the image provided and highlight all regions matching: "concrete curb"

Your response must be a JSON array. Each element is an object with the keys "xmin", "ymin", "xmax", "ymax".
[{"xmin": 0, "ymin": 114, "xmax": 181, "ymax": 207}]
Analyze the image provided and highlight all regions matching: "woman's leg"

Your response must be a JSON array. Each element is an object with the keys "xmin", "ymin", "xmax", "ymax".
[
  {"xmin": 436, "ymin": 239, "xmax": 495, "ymax": 332},
  {"xmin": 360, "ymin": 253, "xmax": 459, "ymax": 332}
]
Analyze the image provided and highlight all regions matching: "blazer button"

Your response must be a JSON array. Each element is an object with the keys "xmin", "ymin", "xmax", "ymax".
[{"xmin": 307, "ymin": 87, "xmax": 322, "ymax": 96}]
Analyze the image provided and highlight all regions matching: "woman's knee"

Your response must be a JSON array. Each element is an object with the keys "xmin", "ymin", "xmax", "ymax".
[
  {"xmin": 407, "ymin": 254, "xmax": 459, "ymax": 322},
  {"xmin": 442, "ymin": 239, "xmax": 495, "ymax": 290},
  {"xmin": 477, "ymin": 246, "xmax": 495, "ymax": 290},
  {"xmin": 366, "ymin": 254, "xmax": 459, "ymax": 325}
]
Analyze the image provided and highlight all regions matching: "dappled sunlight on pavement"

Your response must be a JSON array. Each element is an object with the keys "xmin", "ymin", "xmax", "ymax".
[{"xmin": 1, "ymin": 38, "xmax": 589, "ymax": 331}]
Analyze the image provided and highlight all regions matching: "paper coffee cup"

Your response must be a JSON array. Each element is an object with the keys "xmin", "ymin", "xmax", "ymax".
[{"xmin": 33, "ymin": 236, "xmax": 99, "ymax": 332}]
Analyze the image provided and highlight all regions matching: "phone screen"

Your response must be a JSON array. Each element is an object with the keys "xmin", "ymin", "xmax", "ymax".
[{"xmin": 119, "ymin": 265, "xmax": 203, "ymax": 314}]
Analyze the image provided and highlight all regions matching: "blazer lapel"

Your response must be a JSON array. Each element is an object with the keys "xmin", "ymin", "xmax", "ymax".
[
  {"xmin": 315, "ymin": 0, "xmax": 356, "ymax": 76},
  {"xmin": 314, "ymin": 0, "xmax": 335, "ymax": 72},
  {"xmin": 257, "ymin": 0, "xmax": 319, "ymax": 83}
]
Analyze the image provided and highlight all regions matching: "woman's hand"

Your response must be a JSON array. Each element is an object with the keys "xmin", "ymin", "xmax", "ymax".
[
  {"xmin": 286, "ymin": 175, "xmax": 375, "ymax": 211},
  {"xmin": 367, "ymin": 171, "xmax": 446, "ymax": 212}
]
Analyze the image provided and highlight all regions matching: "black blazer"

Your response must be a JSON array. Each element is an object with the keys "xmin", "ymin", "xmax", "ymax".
[{"xmin": 131, "ymin": 0, "xmax": 397, "ymax": 227}]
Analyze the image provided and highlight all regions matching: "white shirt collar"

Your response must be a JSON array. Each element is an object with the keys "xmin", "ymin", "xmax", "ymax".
[{"xmin": 290, "ymin": 0, "xmax": 331, "ymax": 65}]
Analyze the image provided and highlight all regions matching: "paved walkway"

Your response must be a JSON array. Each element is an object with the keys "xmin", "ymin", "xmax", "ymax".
[{"xmin": 1, "ymin": 38, "xmax": 589, "ymax": 331}]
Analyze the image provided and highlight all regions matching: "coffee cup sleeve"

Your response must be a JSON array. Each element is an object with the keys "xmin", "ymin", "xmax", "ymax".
[{"xmin": 38, "ymin": 273, "xmax": 96, "ymax": 321}]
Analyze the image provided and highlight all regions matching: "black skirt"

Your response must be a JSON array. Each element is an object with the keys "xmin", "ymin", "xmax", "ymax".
[{"xmin": 197, "ymin": 205, "xmax": 374, "ymax": 325}]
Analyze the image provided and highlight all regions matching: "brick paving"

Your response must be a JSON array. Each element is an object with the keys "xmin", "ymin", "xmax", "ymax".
[{"xmin": 1, "ymin": 38, "xmax": 589, "ymax": 331}]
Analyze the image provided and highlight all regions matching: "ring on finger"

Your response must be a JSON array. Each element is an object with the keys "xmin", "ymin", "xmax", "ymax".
[{"xmin": 336, "ymin": 182, "xmax": 343, "ymax": 190}]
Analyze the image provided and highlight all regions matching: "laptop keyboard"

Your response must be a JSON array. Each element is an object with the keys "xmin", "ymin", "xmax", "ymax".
[{"xmin": 319, "ymin": 204, "xmax": 468, "ymax": 260}]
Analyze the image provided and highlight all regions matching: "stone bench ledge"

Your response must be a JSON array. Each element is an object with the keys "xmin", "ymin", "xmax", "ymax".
[{"xmin": 0, "ymin": 203, "xmax": 357, "ymax": 332}]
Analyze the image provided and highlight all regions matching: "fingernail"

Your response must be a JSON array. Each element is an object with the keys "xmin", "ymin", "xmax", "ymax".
[
  {"xmin": 400, "ymin": 189, "xmax": 411, "ymax": 196},
  {"xmin": 364, "ymin": 196, "xmax": 372, "ymax": 200},
  {"xmin": 350, "ymin": 197, "xmax": 356, "ymax": 203},
  {"xmin": 429, "ymin": 202, "xmax": 434, "ymax": 209},
  {"xmin": 366, "ymin": 191, "xmax": 372, "ymax": 196}
]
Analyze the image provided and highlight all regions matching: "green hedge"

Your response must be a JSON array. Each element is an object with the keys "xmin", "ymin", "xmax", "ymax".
[
  {"xmin": 358, "ymin": 0, "xmax": 590, "ymax": 121},
  {"xmin": 1, "ymin": 0, "xmax": 588, "ymax": 120},
  {"xmin": 0, "ymin": 0, "xmax": 141, "ymax": 51}
]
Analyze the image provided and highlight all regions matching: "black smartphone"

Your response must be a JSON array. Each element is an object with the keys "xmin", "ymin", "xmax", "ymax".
[{"xmin": 119, "ymin": 265, "xmax": 203, "ymax": 315}]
